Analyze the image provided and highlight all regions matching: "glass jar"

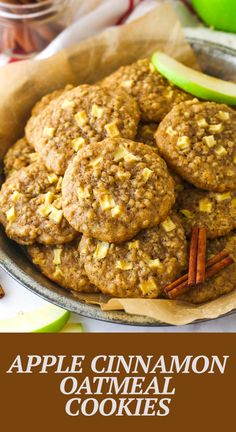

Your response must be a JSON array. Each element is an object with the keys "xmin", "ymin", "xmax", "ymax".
[{"xmin": 0, "ymin": 0, "xmax": 73, "ymax": 60}]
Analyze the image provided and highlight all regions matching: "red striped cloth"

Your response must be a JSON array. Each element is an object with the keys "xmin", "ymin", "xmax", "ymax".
[
  {"xmin": 117, "ymin": 0, "xmax": 141, "ymax": 25},
  {"xmin": 0, "ymin": 1, "xmax": 196, "ymax": 65},
  {"xmin": 1, "ymin": 0, "xmax": 141, "ymax": 64}
]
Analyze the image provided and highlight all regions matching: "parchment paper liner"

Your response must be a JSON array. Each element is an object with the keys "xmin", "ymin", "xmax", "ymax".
[{"xmin": 0, "ymin": 4, "xmax": 234, "ymax": 325}]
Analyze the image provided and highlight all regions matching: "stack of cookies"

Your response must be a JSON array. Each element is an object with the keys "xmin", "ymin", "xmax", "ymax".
[{"xmin": 1, "ymin": 58, "xmax": 236, "ymax": 304}]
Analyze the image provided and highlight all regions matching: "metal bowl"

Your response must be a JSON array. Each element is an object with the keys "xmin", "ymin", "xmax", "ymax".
[{"xmin": 1, "ymin": 38, "xmax": 236, "ymax": 326}]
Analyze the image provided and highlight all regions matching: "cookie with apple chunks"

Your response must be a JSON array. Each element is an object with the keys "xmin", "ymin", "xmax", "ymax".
[
  {"xmin": 79, "ymin": 212, "xmax": 188, "ymax": 298},
  {"xmin": 180, "ymin": 232, "xmax": 236, "ymax": 304},
  {"xmin": 135, "ymin": 123, "xmax": 183, "ymax": 194},
  {"xmin": 31, "ymin": 84, "xmax": 74, "ymax": 116},
  {"xmin": 62, "ymin": 138, "xmax": 175, "ymax": 243},
  {"xmin": 0, "ymin": 161, "xmax": 77, "ymax": 245},
  {"xmin": 177, "ymin": 183, "xmax": 236, "ymax": 238},
  {"xmin": 135, "ymin": 123, "xmax": 158, "ymax": 147},
  {"xmin": 101, "ymin": 58, "xmax": 192, "ymax": 122},
  {"xmin": 3, "ymin": 137, "xmax": 39, "ymax": 178},
  {"xmin": 156, "ymin": 100, "xmax": 236, "ymax": 192},
  {"xmin": 26, "ymin": 84, "xmax": 140, "ymax": 175},
  {"xmin": 27, "ymin": 238, "xmax": 98, "ymax": 294}
]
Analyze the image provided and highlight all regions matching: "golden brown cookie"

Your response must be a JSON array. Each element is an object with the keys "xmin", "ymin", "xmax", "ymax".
[
  {"xmin": 3, "ymin": 137, "xmax": 39, "ymax": 178},
  {"xmin": 135, "ymin": 123, "xmax": 158, "ymax": 147},
  {"xmin": 0, "ymin": 161, "xmax": 77, "ymax": 245},
  {"xmin": 62, "ymin": 138, "xmax": 175, "ymax": 243},
  {"xmin": 135, "ymin": 123, "xmax": 184, "ymax": 193},
  {"xmin": 177, "ymin": 183, "xmax": 236, "ymax": 238},
  {"xmin": 26, "ymin": 84, "xmax": 140, "ymax": 175},
  {"xmin": 31, "ymin": 84, "xmax": 74, "ymax": 116},
  {"xmin": 27, "ymin": 238, "xmax": 98, "ymax": 294},
  {"xmin": 80, "ymin": 212, "xmax": 188, "ymax": 298},
  {"xmin": 156, "ymin": 100, "xmax": 236, "ymax": 192},
  {"xmin": 101, "ymin": 58, "xmax": 192, "ymax": 122}
]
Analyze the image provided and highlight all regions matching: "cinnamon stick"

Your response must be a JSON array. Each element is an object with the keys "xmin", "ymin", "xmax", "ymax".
[
  {"xmin": 206, "ymin": 255, "xmax": 234, "ymax": 279},
  {"xmin": 34, "ymin": 24, "xmax": 61, "ymax": 44},
  {"xmin": 206, "ymin": 250, "xmax": 229, "ymax": 266},
  {"xmin": 196, "ymin": 227, "xmax": 207, "ymax": 284},
  {"xmin": 1, "ymin": 28, "xmax": 15, "ymax": 51},
  {"xmin": 14, "ymin": 24, "xmax": 36, "ymax": 53},
  {"xmin": 0, "ymin": 284, "xmax": 5, "ymax": 299},
  {"xmin": 165, "ymin": 250, "xmax": 229, "ymax": 293},
  {"xmin": 188, "ymin": 226, "xmax": 199, "ymax": 287},
  {"xmin": 167, "ymin": 227, "xmax": 208, "ymax": 292},
  {"xmin": 167, "ymin": 279, "xmax": 191, "ymax": 299},
  {"xmin": 165, "ymin": 250, "xmax": 234, "ymax": 299},
  {"xmin": 164, "ymin": 272, "xmax": 188, "ymax": 293}
]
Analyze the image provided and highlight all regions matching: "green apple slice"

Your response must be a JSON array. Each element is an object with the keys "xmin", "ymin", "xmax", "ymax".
[
  {"xmin": 0, "ymin": 304, "xmax": 70, "ymax": 333},
  {"xmin": 151, "ymin": 51, "xmax": 236, "ymax": 105},
  {"xmin": 60, "ymin": 323, "xmax": 83, "ymax": 333}
]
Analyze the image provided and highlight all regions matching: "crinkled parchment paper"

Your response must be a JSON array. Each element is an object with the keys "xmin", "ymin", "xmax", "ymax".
[
  {"xmin": 0, "ymin": 4, "xmax": 196, "ymax": 158},
  {"xmin": 0, "ymin": 3, "xmax": 235, "ymax": 325}
]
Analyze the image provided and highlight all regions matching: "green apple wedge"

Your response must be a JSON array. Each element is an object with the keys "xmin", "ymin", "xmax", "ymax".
[
  {"xmin": 0, "ymin": 304, "xmax": 70, "ymax": 333},
  {"xmin": 60, "ymin": 323, "xmax": 83, "ymax": 333},
  {"xmin": 151, "ymin": 51, "xmax": 236, "ymax": 105}
]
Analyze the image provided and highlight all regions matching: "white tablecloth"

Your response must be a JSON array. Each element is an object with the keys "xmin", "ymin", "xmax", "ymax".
[{"xmin": 1, "ymin": 269, "xmax": 236, "ymax": 331}]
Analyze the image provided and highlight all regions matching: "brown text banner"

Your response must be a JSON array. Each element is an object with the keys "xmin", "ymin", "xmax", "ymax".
[{"xmin": 0, "ymin": 333, "xmax": 234, "ymax": 431}]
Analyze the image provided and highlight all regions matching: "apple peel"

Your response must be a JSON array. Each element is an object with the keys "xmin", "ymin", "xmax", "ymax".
[
  {"xmin": 60, "ymin": 323, "xmax": 83, "ymax": 333},
  {"xmin": 0, "ymin": 304, "xmax": 70, "ymax": 333},
  {"xmin": 152, "ymin": 51, "xmax": 236, "ymax": 105}
]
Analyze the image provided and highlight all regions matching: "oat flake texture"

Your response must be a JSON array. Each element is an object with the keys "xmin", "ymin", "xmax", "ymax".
[
  {"xmin": 26, "ymin": 84, "xmax": 140, "ymax": 175},
  {"xmin": 62, "ymin": 138, "xmax": 175, "ymax": 243}
]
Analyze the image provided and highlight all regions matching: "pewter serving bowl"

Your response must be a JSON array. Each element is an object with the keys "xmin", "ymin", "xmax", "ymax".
[{"xmin": 1, "ymin": 38, "xmax": 236, "ymax": 326}]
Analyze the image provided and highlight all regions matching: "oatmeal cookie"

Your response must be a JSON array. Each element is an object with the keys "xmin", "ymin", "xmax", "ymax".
[
  {"xmin": 27, "ymin": 238, "xmax": 97, "ymax": 293},
  {"xmin": 180, "ymin": 232, "xmax": 236, "ymax": 304},
  {"xmin": 26, "ymin": 84, "xmax": 140, "ymax": 175},
  {"xmin": 3, "ymin": 137, "xmax": 39, "ymax": 178},
  {"xmin": 136, "ymin": 123, "xmax": 158, "ymax": 147},
  {"xmin": 79, "ymin": 212, "xmax": 188, "ymax": 298},
  {"xmin": 0, "ymin": 161, "xmax": 77, "ymax": 245},
  {"xmin": 177, "ymin": 183, "xmax": 236, "ymax": 238},
  {"xmin": 156, "ymin": 100, "xmax": 236, "ymax": 192},
  {"xmin": 31, "ymin": 84, "xmax": 74, "ymax": 116},
  {"xmin": 135, "ymin": 123, "xmax": 184, "ymax": 192},
  {"xmin": 62, "ymin": 138, "xmax": 175, "ymax": 243},
  {"xmin": 101, "ymin": 58, "xmax": 192, "ymax": 122}
]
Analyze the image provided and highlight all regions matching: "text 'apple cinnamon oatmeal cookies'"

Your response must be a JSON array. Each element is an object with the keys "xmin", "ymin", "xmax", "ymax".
[
  {"xmin": 176, "ymin": 183, "xmax": 236, "ymax": 238},
  {"xmin": 101, "ymin": 58, "xmax": 192, "ymax": 123},
  {"xmin": 156, "ymin": 100, "xmax": 236, "ymax": 192},
  {"xmin": 27, "ymin": 238, "xmax": 97, "ymax": 294},
  {"xmin": 79, "ymin": 212, "xmax": 188, "ymax": 298},
  {"xmin": 25, "ymin": 84, "xmax": 140, "ymax": 175},
  {"xmin": 62, "ymin": 138, "xmax": 175, "ymax": 243},
  {"xmin": 0, "ymin": 161, "xmax": 77, "ymax": 245}
]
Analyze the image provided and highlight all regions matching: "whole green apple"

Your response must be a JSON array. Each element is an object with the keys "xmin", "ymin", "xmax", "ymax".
[{"xmin": 192, "ymin": 0, "xmax": 236, "ymax": 33}]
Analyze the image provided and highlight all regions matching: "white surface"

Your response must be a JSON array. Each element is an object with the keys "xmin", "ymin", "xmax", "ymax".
[{"xmin": 1, "ymin": 268, "xmax": 236, "ymax": 332}]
